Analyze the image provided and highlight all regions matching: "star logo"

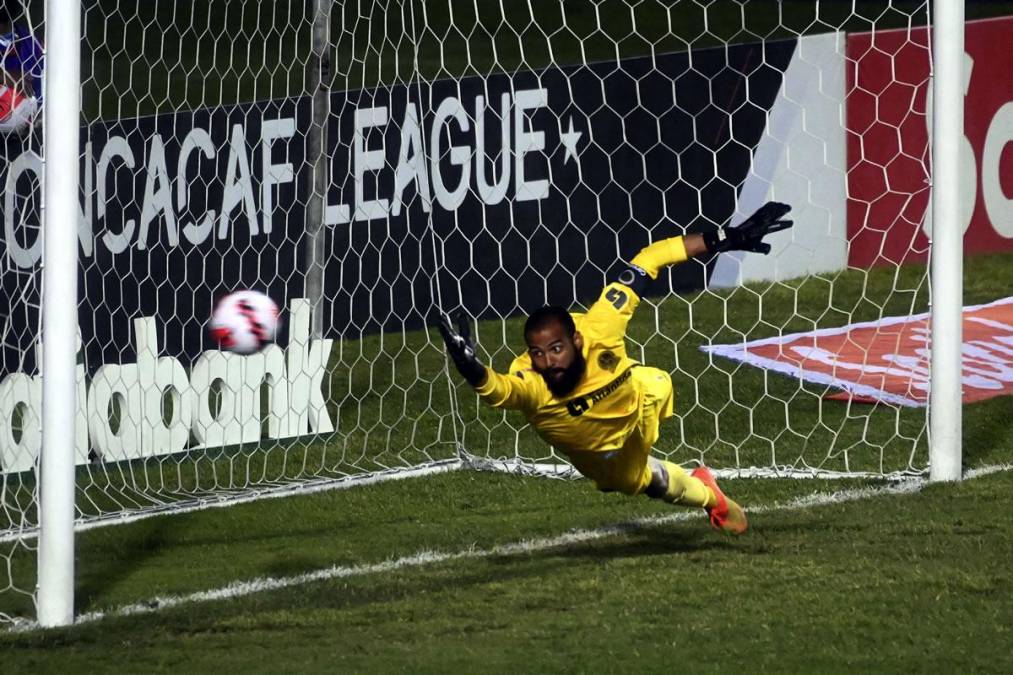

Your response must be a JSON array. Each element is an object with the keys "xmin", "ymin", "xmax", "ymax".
[{"xmin": 559, "ymin": 115, "xmax": 583, "ymax": 166}]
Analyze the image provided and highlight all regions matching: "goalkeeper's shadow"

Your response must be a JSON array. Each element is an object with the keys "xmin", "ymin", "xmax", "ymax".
[
  {"xmin": 335, "ymin": 527, "xmax": 737, "ymax": 611},
  {"xmin": 493, "ymin": 525, "xmax": 734, "ymax": 566},
  {"xmin": 74, "ymin": 516, "xmax": 180, "ymax": 613}
]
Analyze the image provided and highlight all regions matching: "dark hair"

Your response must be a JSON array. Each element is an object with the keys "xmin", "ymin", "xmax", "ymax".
[{"xmin": 524, "ymin": 306, "xmax": 575, "ymax": 339}]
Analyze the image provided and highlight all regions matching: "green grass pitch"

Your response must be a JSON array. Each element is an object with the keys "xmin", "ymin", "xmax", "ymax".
[
  {"xmin": 3, "ymin": 1, "xmax": 1013, "ymax": 670},
  {"xmin": 1, "ymin": 252, "xmax": 1011, "ymax": 672},
  {"xmin": 3, "ymin": 469, "xmax": 1013, "ymax": 673}
]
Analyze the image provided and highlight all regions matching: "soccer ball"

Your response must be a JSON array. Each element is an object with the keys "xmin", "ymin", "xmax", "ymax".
[{"xmin": 209, "ymin": 290, "xmax": 280, "ymax": 355}]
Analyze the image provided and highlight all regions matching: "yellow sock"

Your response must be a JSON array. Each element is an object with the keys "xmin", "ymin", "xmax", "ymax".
[{"xmin": 660, "ymin": 460, "xmax": 718, "ymax": 508}]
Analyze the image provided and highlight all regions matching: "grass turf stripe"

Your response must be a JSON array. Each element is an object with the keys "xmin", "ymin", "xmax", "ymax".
[
  {"xmin": 9, "ymin": 463, "xmax": 1010, "ymax": 633},
  {"xmin": 5, "ymin": 476, "xmax": 931, "ymax": 633}
]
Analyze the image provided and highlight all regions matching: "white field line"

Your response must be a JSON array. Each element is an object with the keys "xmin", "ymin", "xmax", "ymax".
[
  {"xmin": 3, "ymin": 458, "xmax": 915, "ymax": 545},
  {"xmin": 7, "ymin": 463, "xmax": 1010, "ymax": 633},
  {"xmin": 467, "ymin": 457, "xmax": 928, "ymax": 481},
  {"xmin": 0, "ymin": 459, "xmax": 464, "ymax": 544},
  {"xmin": 963, "ymin": 463, "xmax": 1013, "ymax": 479},
  {"xmin": 3, "ymin": 474, "xmax": 942, "ymax": 634},
  {"xmin": 6, "ymin": 463, "xmax": 1011, "ymax": 633}
]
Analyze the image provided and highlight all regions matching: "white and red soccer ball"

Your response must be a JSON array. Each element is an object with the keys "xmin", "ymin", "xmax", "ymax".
[{"xmin": 209, "ymin": 290, "xmax": 280, "ymax": 354}]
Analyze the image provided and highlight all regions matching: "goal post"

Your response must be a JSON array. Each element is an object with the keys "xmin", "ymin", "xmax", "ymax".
[
  {"xmin": 37, "ymin": 0, "xmax": 82, "ymax": 628},
  {"xmin": 304, "ymin": 0, "xmax": 331, "ymax": 341},
  {"xmin": 928, "ymin": 0, "xmax": 965, "ymax": 483},
  {"xmin": 4, "ymin": 0, "xmax": 1005, "ymax": 629}
]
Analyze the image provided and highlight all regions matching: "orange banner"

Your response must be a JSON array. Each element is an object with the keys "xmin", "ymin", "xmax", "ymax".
[{"xmin": 702, "ymin": 297, "xmax": 1013, "ymax": 407}]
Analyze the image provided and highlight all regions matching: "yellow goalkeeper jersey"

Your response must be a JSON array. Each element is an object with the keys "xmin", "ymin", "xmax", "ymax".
[{"xmin": 476, "ymin": 281, "xmax": 651, "ymax": 455}]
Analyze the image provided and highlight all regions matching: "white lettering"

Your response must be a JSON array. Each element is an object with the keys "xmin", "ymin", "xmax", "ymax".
[
  {"xmin": 28, "ymin": 336, "xmax": 88, "ymax": 464},
  {"xmin": 430, "ymin": 96, "xmax": 471, "ymax": 210},
  {"xmin": 178, "ymin": 127, "xmax": 217, "ymax": 245},
  {"xmin": 982, "ymin": 101, "xmax": 1013, "ymax": 238},
  {"xmin": 923, "ymin": 53, "xmax": 976, "ymax": 238},
  {"xmin": 513, "ymin": 88, "xmax": 549, "ymax": 202},
  {"xmin": 3, "ymin": 151, "xmax": 43, "ymax": 267},
  {"xmin": 792, "ymin": 345, "xmax": 930, "ymax": 389},
  {"xmin": 219, "ymin": 123, "xmax": 259, "ymax": 239},
  {"xmin": 286, "ymin": 299, "xmax": 335, "ymax": 434},
  {"xmin": 260, "ymin": 118, "xmax": 296, "ymax": 234},
  {"xmin": 79, "ymin": 141, "xmax": 93, "ymax": 259},
  {"xmin": 354, "ymin": 106, "xmax": 389, "ymax": 221},
  {"xmin": 87, "ymin": 362, "xmax": 143, "ymax": 461},
  {"xmin": 475, "ymin": 93, "xmax": 511, "ymax": 205},
  {"xmin": 324, "ymin": 201, "xmax": 351, "ymax": 225},
  {"xmin": 97, "ymin": 136, "xmax": 137, "ymax": 254},
  {"xmin": 0, "ymin": 373, "xmax": 40, "ymax": 473},
  {"xmin": 137, "ymin": 134, "xmax": 178, "ymax": 250},
  {"xmin": 189, "ymin": 351, "xmax": 260, "ymax": 448},
  {"xmin": 962, "ymin": 342, "xmax": 1013, "ymax": 382},
  {"xmin": 134, "ymin": 317, "xmax": 194, "ymax": 455},
  {"xmin": 258, "ymin": 344, "xmax": 298, "ymax": 438},
  {"xmin": 391, "ymin": 103, "xmax": 432, "ymax": 216}
]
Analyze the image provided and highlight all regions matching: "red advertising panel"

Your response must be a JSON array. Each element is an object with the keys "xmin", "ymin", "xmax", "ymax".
[
  {"xmin": 702, "ymin": 297, "xmax": 1013, "ymax": 407},
  {"xmin": 847, "ymin": 17, "xmax": 1013, "ymax": 267}
]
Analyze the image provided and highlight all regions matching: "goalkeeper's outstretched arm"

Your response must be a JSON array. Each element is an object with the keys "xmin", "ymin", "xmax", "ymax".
[
  {"xmin": 436, "ymin": 202, "xmax": 793, "ymax": 393},
  {"xmin": 615, "ymin": 201, "xmax": 793, "ymax": 296},
  {"xmin": 435, "ymin": 312, "xmax": 539, "ymax": 411},
  {"xmin": 436, "ymin": 313, "xmax": 488, "ymax": 388}
]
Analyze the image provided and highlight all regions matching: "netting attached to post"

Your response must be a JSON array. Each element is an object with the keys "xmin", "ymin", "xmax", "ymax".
[{"xmin": 5, "ymin": 1, "xmax": 1008, "ymax": 626}]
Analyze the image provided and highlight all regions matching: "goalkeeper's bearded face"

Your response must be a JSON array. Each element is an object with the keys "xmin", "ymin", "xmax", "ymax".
[{"xmin": 525, "ymin": 321, "xmax": 586, "ymax": 397}]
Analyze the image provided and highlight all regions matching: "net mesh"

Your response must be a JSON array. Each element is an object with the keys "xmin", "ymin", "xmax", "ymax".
[{"xmin": 1, "ymin": 0, "xmax": 962, "ymax": 625}]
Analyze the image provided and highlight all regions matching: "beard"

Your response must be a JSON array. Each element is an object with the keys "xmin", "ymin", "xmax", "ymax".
[{"xmin": 539, "ymin": 350, "xmax": 586, "ymax": 398}]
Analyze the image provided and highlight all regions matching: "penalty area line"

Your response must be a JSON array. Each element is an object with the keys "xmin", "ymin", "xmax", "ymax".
[{"xmin": 11, "ymin": 469, "xmax": 1011, "ymax": 634}]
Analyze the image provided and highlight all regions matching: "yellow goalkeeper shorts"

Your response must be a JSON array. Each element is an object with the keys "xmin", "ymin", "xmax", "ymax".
[{"xmin": 565, "ymin": 366, "xmax": 674, "ymax": 496}]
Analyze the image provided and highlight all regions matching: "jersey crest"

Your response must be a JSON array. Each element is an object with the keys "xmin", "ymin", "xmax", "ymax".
[{"xmin": 597, "ymin": 350, "xmax": 619, "ymax": 373}]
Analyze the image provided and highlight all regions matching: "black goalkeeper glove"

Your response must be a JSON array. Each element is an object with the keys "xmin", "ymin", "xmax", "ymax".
[
  {"xmin": 436, "ymin": 312, "xmax": 487, "ymax": 387},
  {"xmin": 703, "ymin": 202, "xmax": 793, "ymax": 255}
]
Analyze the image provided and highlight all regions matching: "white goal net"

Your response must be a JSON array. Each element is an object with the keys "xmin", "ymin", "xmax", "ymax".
[{"xmin": 5, "ymin": 0, "xmax": 1010, "ymax": 627}]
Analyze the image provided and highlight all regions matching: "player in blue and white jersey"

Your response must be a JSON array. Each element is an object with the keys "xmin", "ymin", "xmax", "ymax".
[{"xmin": 0, "ymin": 4, "xmax": 43, "ymax": 106}]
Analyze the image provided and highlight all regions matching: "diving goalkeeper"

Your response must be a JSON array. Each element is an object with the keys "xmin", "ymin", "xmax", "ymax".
[{"xmin": 437, "ymin": 202, "xmax": 793, "ymax": 535}]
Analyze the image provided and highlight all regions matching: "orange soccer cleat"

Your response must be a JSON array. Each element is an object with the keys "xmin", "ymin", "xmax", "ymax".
[{"xmin": 691, "ymin": 466, "xmax": 748, "ymax": 535}]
